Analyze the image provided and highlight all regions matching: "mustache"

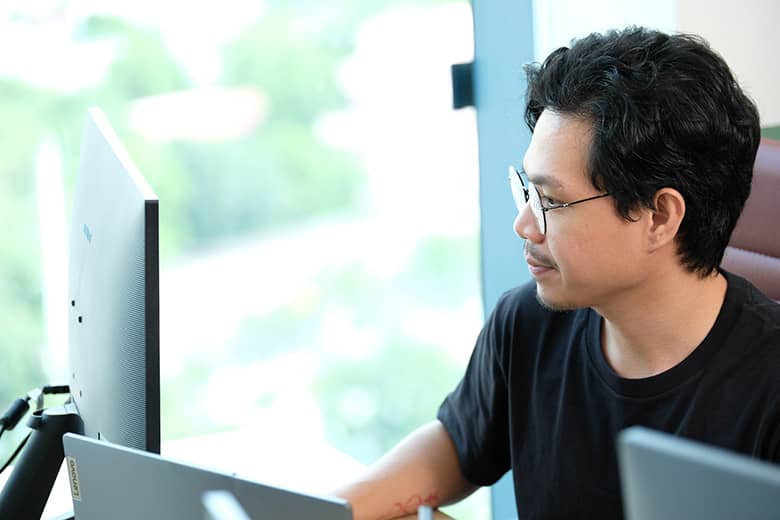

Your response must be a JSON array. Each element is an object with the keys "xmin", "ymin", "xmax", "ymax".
[{"xmin": 525, "ymin": 244, "xmax": 557, "ymax": 269}]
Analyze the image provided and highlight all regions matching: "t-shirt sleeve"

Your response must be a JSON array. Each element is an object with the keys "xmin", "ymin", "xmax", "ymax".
[{"xmin": 437, "ymin": 290, "xmax": 514, "ymax": 487}]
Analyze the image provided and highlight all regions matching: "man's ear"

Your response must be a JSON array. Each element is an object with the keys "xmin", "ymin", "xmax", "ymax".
[{"xmin": 646, "ymin": 188, "xmax": 686, "ymax": 251}]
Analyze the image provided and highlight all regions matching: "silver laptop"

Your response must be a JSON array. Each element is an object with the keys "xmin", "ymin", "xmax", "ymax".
[
  {"xmin": 62, "ymin": 433, "xmax": 353, "ymax": 520},
  {"xmin": 202, "ymin": 491, "xmax": 251, "ymax": 520},
  {"xmin": 618, "ymin": 426, "xmax": 780, "ymax": 520}
]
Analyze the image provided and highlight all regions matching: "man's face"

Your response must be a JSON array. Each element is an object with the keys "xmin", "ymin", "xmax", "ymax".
[{"xmin": 514, "ymin": 110, "xmax": 648, "ymax": 310}]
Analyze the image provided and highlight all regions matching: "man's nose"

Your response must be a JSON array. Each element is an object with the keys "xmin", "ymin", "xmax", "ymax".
[{"xmin": 514, "ymin": 204, "xmax": 543, "ymax": 242}]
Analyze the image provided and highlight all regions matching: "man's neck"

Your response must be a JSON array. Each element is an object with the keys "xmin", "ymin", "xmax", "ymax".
[{"xmin": 595, "ymin": 266, "xmax": 728, "ymax": 379}]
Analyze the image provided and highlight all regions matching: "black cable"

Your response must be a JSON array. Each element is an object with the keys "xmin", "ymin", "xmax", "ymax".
[
  {"xmin": 0, "ymin": 398, "xmax": 30, "ymax": 438},
  {"xmin": 0, "ymin": 385, "xmax": 70, "ymax": 441},
  {"xmin": 0, "ymin": 431, "xmax": 31, "ymax": 474}
]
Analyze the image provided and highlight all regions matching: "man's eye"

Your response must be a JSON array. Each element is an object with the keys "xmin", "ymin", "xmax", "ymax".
[{"xmin": 542, "ymin": 196, "xmax": 560, "ymax": 206}]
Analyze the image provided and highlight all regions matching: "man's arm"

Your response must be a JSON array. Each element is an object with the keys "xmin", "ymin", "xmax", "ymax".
[{"xmin": 332, "ymin": 420, "xmax": 477, "ymax": 520}]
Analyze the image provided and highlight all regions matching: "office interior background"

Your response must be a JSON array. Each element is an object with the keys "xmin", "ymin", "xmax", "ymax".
[{"xmin": 0, "ymin": 1, "xmax": 777, "ymax": 518}]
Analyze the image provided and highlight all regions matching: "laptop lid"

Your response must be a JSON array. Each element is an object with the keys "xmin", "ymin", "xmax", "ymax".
[
  {"xmin": 202, "ymin": 491, "xmax": 251, "ymax": 520},
  {"xmin": 617, "ymin": 426, "xmax": 780, "ymax": 520},
  {"xmin": 62, "ymin": 433, "xmax": 353, "ymax": 520}
]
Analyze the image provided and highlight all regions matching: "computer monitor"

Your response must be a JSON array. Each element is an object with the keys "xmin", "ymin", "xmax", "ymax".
[
  {"xmin": 0, "ymin": 108, "xmax": 161, "ymax": 518},
  {"xmin": 618, "ymin": 426, "xmax": 780, "ymax": 520},
  {"xmin": 67, "ymin": 107, "xmax": 160, "ymax": 453}
]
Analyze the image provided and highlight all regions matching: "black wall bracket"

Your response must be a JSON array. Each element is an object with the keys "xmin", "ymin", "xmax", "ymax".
[{"xmin": 451, "ymin": 61, "xmax": 474, "ymax": 109}]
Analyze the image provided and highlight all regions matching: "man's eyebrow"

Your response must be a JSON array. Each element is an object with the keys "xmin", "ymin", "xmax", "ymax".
[{"xmin": 521, "ymin": 168, "xmax": 564, "ymax": 189}]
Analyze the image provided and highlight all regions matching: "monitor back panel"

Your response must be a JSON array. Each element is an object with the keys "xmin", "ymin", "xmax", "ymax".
[
  {"xmin": 618, "ymin": 426, "xmax": 780, "ymax": 520},
  {"xmin": 63, "ymin": 433, "xmax": 353, "ymax": 520}
]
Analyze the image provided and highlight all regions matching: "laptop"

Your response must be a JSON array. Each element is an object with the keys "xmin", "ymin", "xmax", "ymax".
[
  {"xmin": 617, "ymin": 426, "xmax": 780, "ymax": 520},
  {"xmin": 62, "ymin": 433, "xmax": 353, "ymax": 520},
  {"xmin": 202, "ymin": 490, "xmax": 251, "ymax": 520}
]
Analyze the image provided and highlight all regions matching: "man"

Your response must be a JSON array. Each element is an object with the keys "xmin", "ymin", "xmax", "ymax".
[{"xmin": 334, "ymin": 26, "xmax": 780, "ymax": 519}]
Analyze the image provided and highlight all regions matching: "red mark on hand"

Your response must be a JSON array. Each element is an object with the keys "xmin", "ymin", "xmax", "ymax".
[{"xmin": 376, "ymin": 492, "xmax": 440, "ymax": 520}]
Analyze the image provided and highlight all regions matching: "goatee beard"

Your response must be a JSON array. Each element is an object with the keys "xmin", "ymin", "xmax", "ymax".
[{"xmin": 535, "ymin": 287, "xmax": 577, "ymax": 312}]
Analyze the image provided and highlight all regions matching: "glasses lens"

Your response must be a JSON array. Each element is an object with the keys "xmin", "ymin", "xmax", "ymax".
[
  {"xmin": 527, "ymin": 186, "xmax": 546, "ymax": 234},
  {"xmin": 508, "ymin": 167, "xmax": 528, "ymax": 211},
  {"xmin": 508, "ymin": 166, "xmax": 546, "ymax": 234}
]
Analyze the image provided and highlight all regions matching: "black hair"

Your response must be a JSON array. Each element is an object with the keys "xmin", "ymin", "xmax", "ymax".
[{"xmin": 524, "ymin": 26, "xmax": 760, "ymax": 275}]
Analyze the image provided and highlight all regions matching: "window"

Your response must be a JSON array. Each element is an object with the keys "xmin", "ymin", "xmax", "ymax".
[{"xmin": 1, "ymin": 1, "xmax": 487, "ymax": 517}]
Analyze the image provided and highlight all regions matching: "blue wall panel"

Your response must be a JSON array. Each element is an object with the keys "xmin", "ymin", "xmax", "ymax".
[{"xmin": 471, "ymin": 0, "xmax": 534, "ymax": 517}]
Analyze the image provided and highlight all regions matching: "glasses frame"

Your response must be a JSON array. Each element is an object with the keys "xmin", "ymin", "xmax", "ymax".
[{"xmin": 508, "ymin": 165, "xmax": 610, "ymax": 235}]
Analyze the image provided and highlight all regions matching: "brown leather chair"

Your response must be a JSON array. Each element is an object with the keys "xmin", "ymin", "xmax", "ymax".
[{"xmin": 721, "ymin": 137, "xmax": 780, "ymax": 300}]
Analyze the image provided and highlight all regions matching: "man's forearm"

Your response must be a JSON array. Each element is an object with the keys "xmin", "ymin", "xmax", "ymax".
[{"xmin": 332, "ymin": 421, "xmax": 477, "ymax": 520}]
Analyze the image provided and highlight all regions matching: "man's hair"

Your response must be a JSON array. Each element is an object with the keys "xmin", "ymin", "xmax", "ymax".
[{"xmin": 524, "ymin": 26, "xmax": 761, "ymax": 275}]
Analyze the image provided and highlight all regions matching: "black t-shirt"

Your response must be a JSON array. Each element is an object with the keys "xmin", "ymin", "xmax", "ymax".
[{"xmin": 437, "ymin": 271, "xmax": 780, "ymax": 519}]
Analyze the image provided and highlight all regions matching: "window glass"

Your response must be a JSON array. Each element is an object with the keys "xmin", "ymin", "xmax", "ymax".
[{"xmin": 0, "ymin": 1, "xmax": 487, "ymax": 517}]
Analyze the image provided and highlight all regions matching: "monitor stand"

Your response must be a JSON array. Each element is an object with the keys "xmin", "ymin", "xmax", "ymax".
[{"xmin": 0, "ymin": 402, "xmax": 83, "ymax": 519}]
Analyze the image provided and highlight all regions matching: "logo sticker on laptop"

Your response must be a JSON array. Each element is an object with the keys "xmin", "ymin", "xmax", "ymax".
[{"xmin": 67, "ymin": 456, "xmax": 82, "ymax": 501}]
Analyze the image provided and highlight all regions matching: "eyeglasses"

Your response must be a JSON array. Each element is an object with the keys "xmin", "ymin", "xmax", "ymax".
[{"xmin": 508, "ymin": 165, "xmax": 610, "ymax": 235}]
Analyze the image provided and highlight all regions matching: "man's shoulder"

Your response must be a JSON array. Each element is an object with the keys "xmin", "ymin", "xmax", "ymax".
[
  {"xmin": 724, "ymin": 270, "xmax": 780, "ymax": 329},
  {"xmin": 719, "ymin": 271, "xmax": 780, "ymax": 390}
]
